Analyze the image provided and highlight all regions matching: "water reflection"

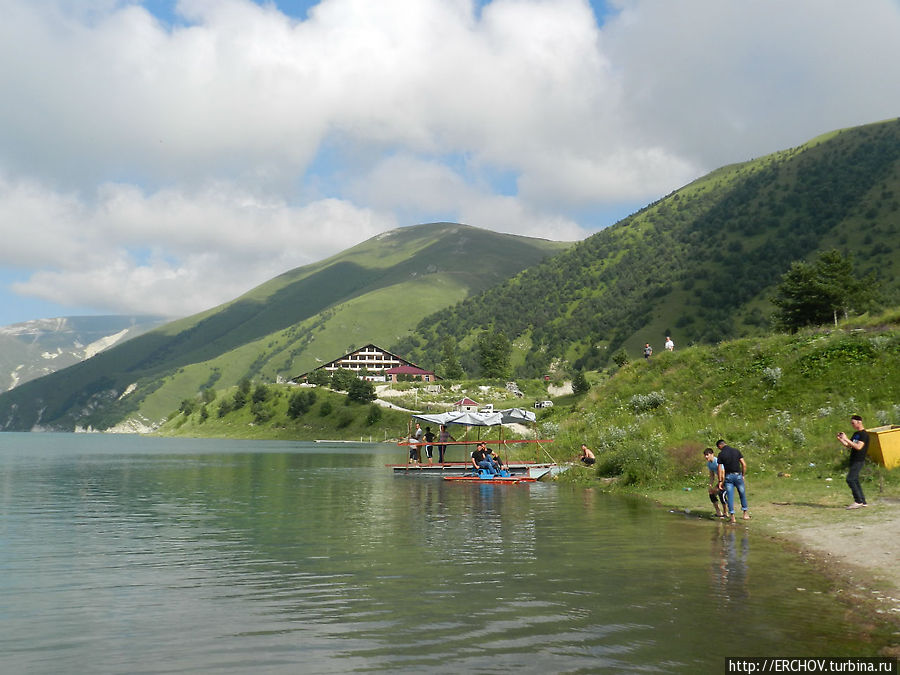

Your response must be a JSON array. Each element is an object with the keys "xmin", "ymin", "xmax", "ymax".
[
  {"xmin": 0, "ymin": 436, "xmax": 895, "ymax": 673},
  {"xmin": 712, "ymin": 526, "xmax": 750, "ymax": 605}
]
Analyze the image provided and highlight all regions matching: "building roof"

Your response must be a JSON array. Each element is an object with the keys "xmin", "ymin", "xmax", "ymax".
[{"xmin": 454, "ymin": 397, "xmax": 479, "ymax": 406}]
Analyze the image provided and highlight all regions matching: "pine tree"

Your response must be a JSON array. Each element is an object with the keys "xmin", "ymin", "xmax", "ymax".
[
  {"xmin": 477, "ymin": 330, "xmax": 511, "ymax": 379},
  {"xmin": 772, "ymin": 250, "xmax": 879, "ymax": 331},
  {"xmin": 348, "ymin": 377, "xmax": 376, "ymax": 403},
  {"xmin": 572, "ymin": 370, "xmax": 590, "ymax": 395},
  {"xmin": 440, "ymin": 338, "xmax": 464, "ymax": 379}
]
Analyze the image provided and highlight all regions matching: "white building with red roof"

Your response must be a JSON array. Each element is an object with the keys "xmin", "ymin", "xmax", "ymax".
[
  {"xmin": 293, "ymin": 343, "xmax": 437, "ymax": 383},
  {"xmin": 453, "ymin": 397, "xmax": 479, "ymax": 412}
]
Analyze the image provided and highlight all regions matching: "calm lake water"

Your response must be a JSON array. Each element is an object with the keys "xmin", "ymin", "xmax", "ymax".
[{"xmin": 0, "ymin": 434, "xmax": 893, "ymax": 673}]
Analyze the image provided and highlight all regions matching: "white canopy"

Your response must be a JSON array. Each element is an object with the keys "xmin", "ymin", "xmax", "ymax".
[
  {"xmin": 411, "ymin": 408, "xmax": 535, "ymax": 427},
  {"xmin": 497, "ymin": 408, "xmax": 537, "ymax": 425}
]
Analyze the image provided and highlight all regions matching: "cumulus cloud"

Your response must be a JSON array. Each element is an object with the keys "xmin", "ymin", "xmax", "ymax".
[
  {"xmin": 0, "ymin": 173, "xmax": 393, "ymax": 316},
  {"xmin": 0, "ymin": 0, "xmax": 898, "ymax": 321}
]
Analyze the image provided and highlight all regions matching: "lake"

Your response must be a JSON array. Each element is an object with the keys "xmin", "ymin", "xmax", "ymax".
[{"xmin": 0, "ymin": 433, "xmax": 893, "ymax": 673}]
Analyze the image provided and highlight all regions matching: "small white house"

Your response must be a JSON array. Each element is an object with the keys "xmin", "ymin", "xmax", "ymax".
[{"xmin": 454, "ymin": 397, "xmax": 479, "ymax": 412}]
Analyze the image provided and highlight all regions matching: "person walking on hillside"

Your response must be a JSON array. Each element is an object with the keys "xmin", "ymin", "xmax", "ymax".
[
  {"xmin": 837, "ymin": 415, "xmax": 869, "ymax": 509},
  {"xmin": 716, "ymin": 439, "xmax": 750, "ymax": 523},
  {"xmin": 643, "ymin": 343, "xmax": 653, "ymax": 359},
  {"xmin": 665, "ymin": 336, "xmax": 675, "ymax": 351}
]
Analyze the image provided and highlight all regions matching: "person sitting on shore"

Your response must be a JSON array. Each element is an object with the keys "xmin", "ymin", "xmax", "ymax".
[{"xmin": 580, "ymin": 444, "xmax": 596, "ymax": 466}]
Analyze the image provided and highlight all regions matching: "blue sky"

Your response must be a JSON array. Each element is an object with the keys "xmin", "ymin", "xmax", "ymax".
[{"xmin": 0, "ymin": 0, "xmax": 899, "ymax": 326}]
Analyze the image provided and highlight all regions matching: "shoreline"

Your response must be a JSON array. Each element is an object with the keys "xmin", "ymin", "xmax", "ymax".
[
  {"xmin": 562, "ymin": 462, "xmax": 900, "ymax": 651},
  {"xmin": 651, "ymin": 490, "xmax": 900, "ymax": 653}
]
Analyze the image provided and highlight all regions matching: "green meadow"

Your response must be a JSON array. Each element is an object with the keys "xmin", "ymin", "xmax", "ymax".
[{"xmin": 529, "ymin": 312, "xmax": 900, "ymax": 507}]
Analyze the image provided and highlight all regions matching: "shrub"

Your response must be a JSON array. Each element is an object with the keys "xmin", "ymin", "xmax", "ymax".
[
  {"xmin": 366, "ymin": 404, "xmax": 383, "ymax": 425},
  {"xmin": 596, "ymin": 442, "xmax": 669, "ymax": 485},
  {"xmin": 252, "ymin": 384, "xmax": 271, "ymax": 404},
  {"xmin": 251, "ymin": 401, "xmax": 272, "ymax": 424},
  {"xmin": 348, "ymin": 378, "xmax": 376, "ymax": 403},
  {"xmin": 307, "ymin": 370, "xmax": 330, "ymax": 386},
  {"xmin": 319, "ymin": 401, "xmax": 333, "ymax": 417},
  {"xmin": 540, "ymin": 421, "xmax": 559, "ymax": 437},
  {"xmin": 630, "ymin": 390, "xmax": 666, "ymax": 414},
  {"xmin": 287, "ymin": 390, "xmax": 316, "ymax": 419},
  {"xmin": 762, "ymin": 366, "xmax": 782, "ymax": 387},
  {"xmin": 572, "ymin": 370, "xmax": 591, "ymax": 395},
  {"xmin": 666, "ymin": 441, "xmax": 704, "ymax": 477},
  {"xmin": 232, "ymin": 389, "xmax": 248, "ymax": 409}
]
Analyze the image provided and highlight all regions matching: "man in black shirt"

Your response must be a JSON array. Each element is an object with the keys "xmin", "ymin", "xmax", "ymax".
[
  {"xmin": 837, "ymin": 415, "xmax": 869, "ymax": 509},
  {"xmin": 716, "ymin": 439, "xmax": 750, "ymax": 523},
  {"xmin": 471, "ymin": 442, "xmax": 498, "ymax": 475}
]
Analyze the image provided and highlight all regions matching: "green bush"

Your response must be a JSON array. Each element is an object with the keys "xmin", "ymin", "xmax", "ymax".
[
  {"xmin": 287, "ymin": 389, "xmax": 316, "ymax": 419},
  {"xmin": 366, "ymin": 404, "xmax": 383, "ymax": 425}
]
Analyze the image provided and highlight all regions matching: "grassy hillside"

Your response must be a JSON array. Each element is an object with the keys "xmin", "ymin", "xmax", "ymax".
[
  {"xmin": 522, "ymin": 312, "xmax": 900, "ymax": 497},
  {"xmin": 396, "ymin": 118, "xmax": 900, "ymax": 375},
  {"xmin": 158, "ymin": 384, "xmax": 412, "ymax": 443},
  {"xmin": 0, "ymin": 223, "xmax": 566, "ymax": 431}
]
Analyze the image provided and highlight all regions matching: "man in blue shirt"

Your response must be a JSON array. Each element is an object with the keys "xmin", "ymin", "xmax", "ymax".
[{"xmin": 703, "ymin": 448, "xmax": 726, "ymax": 518}]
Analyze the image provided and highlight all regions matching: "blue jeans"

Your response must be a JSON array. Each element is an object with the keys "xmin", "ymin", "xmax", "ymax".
[
  {"xmin": 477, "ymin": 460, "xmax": 498, "ymax": 475},
  {"xmin": 724, "ymin": 473, "xmax": 748, "ymax": 514}
]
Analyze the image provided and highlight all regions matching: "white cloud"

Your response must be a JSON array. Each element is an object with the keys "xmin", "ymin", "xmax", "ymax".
[
  {"xmin": 604, "ymin": 0, "xmax": 900, "ymax": 163},
  {"xmin": 0, "ymin": 173, "xmax": 393, "ymax": 316},
  {"xmin": 0, "ymin": 0, "xmax": 898, "ymax": 321}
]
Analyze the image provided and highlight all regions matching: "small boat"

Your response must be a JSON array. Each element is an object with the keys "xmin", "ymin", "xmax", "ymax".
[
  {"xmin": 443, "ymin": 469, "xmax": 536, "ymax": 484},
  {"xmin": 388, "ymin": 461, "xmax": 558, "ymax": 478}
]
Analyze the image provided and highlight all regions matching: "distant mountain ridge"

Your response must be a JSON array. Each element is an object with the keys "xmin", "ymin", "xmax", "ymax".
[
  {"xmin": 0, "ymin": 223, "xmax": 567, "ymax": 431},
  {"xmin": 0, "ymin": 315, "xmax": 166, "ymax": 391}
]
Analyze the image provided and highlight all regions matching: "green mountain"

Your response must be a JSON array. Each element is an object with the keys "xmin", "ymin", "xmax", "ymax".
[
  {"xmin": 3, "ymin": 119, "xmax": 898, "ymax": 433},
  {"xmin": 395, "ymin": 119, "xmax": 900, "ymax": 376},
  {"xmin": 0, "ymin": 224, "xmax": 567, "ymax": 431}
]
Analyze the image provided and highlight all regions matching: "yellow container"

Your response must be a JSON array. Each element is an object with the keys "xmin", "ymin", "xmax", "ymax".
[{"xmin": 868, "ymin": 425, "xmax": 900, "ymax": 470}]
